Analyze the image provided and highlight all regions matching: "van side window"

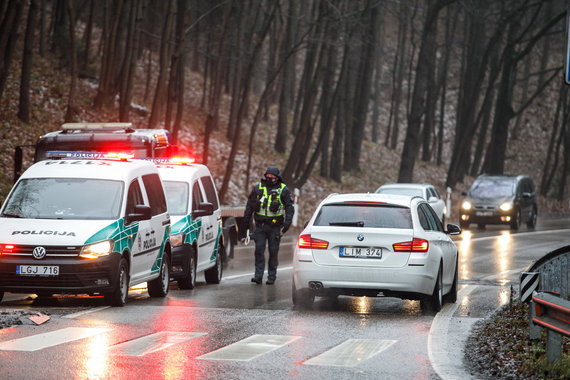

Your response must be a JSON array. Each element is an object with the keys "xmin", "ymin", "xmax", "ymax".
[
  {"xmin": 142, "ymin": 174, "xmax": 167, "ymax": 215},
  {"xmin": 126, "ymin": 179, "xmax": 144, "ymax": 217},
  {"xmin": 192, "ymin": 181, "xmax": 204, "ymax": 212},
  {"xmin": 200, "ymin": 175, "xmax": 219, "ymax": 210}
]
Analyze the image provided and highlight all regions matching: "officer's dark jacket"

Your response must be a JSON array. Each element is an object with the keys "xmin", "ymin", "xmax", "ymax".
[{"xmin": 243, "ymin": 177, "xmax": 294, "ymax": 227}]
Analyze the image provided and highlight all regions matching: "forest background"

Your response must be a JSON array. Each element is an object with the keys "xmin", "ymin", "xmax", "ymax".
[{"xmin": 1, "ymin": 0, "xmax": 570, "ymax": 224}]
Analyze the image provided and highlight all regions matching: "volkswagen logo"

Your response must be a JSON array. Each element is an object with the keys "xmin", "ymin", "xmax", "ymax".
[
  {"xmin": 357, "ymin": 234, "xmax": 364, "ymax": 242},
  {"xmin": 32, "ymin": 246, "xmax": 46, "ymax": 260}
]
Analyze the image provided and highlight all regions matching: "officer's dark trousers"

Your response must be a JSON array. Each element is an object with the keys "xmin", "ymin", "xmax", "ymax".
[{"xmin": 253, "ymin": 222, "xmax": 281, "ymax": 281}]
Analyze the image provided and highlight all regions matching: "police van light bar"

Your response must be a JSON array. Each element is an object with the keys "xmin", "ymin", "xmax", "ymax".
[
  {"xmin": 171, "ymin": 156, "xmax": 195, "ymax": 165},
  {"xmin": 45, "ymin": 151, "xmax": 134, "ymax": 161},
  {"xmin": 106, "ymin": 152, "xmax": 135, "ymax": 160}
]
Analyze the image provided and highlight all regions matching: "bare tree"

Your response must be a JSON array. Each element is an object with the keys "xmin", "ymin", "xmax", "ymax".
[{"xmin": 18, "ymin": 0, "xmax": 39, "ymax": 123}]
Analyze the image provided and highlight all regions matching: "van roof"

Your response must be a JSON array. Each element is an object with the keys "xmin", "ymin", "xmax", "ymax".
[{"xmin": 20, "ymin": 158, "xmax": 157, "ymax": 182}]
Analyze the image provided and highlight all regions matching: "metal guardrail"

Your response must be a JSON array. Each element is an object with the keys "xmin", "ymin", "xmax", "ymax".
[
  {"xmin": 519, "ymin": 245, "xmax": 570, "ymax": 364},
  {"xmin": 531, "ymin": 292, "xmax": 570, "ymax": 364}
]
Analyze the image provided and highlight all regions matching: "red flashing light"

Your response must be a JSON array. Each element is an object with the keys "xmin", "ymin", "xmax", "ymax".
[
  {"xmin": 393, "ymin": 238, "xmax": 429, "ymax": 253},
  {"xmin": 106, "ymin": 152, "xmax": 134, "ymax": 160},
  {"xmin": 171, "ymin": 156, "xmax": 196, "ymax": 165},
  {"xmin": 2, "ymin": 244, "xmax": 15, "ymax": 255},
  {"xmin": 298, "ymin": 234, "xmax": 329, "ymax": 249}
]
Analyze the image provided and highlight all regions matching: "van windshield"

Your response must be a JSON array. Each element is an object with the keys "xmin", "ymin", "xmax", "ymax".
[
  {"xmin": 469, "ymin": 178, "xmax": 515, "ymax": 198},
  {"xmin": 1, "ymin": 178, "xmax": 124, "ymax": 220},
  {"xmin": 162, "ymin": 181, "xmax": 189, "ymax": 216}
]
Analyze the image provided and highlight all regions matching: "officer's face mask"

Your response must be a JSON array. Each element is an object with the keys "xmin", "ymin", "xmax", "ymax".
[{"xmin": 265, "ymin": 175, "xmax": 278, "ymax": 186}]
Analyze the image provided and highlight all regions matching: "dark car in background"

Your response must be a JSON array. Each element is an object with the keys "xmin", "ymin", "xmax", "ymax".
[{"xmin": 460, "ymin": 175, "xmax": 537, "ymax": 230}]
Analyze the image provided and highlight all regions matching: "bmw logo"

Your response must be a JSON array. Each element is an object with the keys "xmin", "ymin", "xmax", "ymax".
[
  {"xmin": 33, "ymin": 246, "xmax": 46, "ymax": 260},
  {"xmin": 357, "ymin": 234, "xmax": 364, "ymax": 242}
]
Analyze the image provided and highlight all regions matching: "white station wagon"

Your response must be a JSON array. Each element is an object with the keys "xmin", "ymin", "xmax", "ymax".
[{"xmin": 292, "ymin": 193, "xmax": 461, "ymax": 312}]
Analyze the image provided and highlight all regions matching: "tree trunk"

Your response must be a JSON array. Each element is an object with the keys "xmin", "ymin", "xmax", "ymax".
[
  {"xmin": 0, "ymin": 0, "xmax": 24, "ymax": 101},
  {"xmin": 64, "ymin": 0, "xmax": 78, "ymax": 123},
  {"xmin": 345, "ymin": 0, "xmax": 378, "ymax": 172},
  {"xmin": 386, "ymin": 0, "xmax": 408, "ymax": 150},
  {"xmin": 148, "ymin": 0, "xmax": 175, "ymax": 128},
  {"xmin": 398, "ymin": 0, "xmax": 451, "ymax": 182},
  {"xmin": 18, "ymin": 0, "xmax": 39, "ymax": 123}
]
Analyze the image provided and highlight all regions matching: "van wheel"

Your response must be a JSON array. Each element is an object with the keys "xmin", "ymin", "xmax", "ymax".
[
  {"xmin": 105, "ymin": 258, "xmax": 129, "ymax": 306},
  {"xmin": 526, "ymin": 206, "xmax": 537, "ymax": 229},
  {"xmin": 148, "ymin": 254, "xmax": 170, "ymax": 297},
  {"xmin": 205, "ymin": 243, "xmax": 223, "ymax": 284},
  {"xmin": 178, "ymin": 247, "xmax": 196, "ymax": 290},
  {"xmin": 510, "ymin": 208, "xmax": 521, "ymax": 230},
  {"xmin": 421, "ymin": 265, "xmax": 443, "ymax": 313}
]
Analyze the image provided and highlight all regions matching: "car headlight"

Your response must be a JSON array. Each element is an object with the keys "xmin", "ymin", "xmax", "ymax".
[
  {"xmin": 80, "ymin": 240, "xmax": 114, "ymax": 259},
  {"xmin": 499, "ymin": 202, "xmax": 513, "ymax": 211},
  {"xmin": 461, "ymin": 201, "xmax": 472, "ymax": 210},
  {"xmin": 170, "ymin": 232, "xmax": 185, "ymax": 247}
]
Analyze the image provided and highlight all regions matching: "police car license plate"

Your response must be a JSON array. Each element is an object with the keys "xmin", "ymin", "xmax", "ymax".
[
  {"xmin": 340, "ymin": 247, "xmax": 382, "ymax": 258},
  {"xmin": 17, "ymin": 265, "xmax": 59, "ymax": 276}
]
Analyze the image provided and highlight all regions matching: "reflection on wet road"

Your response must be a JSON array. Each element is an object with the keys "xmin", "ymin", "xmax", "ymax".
[{"xmin": 0, "ymin": 217, "xmax": 569, "ymax": 379}]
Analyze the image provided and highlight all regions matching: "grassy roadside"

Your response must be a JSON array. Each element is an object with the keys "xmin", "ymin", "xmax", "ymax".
[{"xmin": 464, "ymin": 300, "xmax": 569, "ymax": 379}]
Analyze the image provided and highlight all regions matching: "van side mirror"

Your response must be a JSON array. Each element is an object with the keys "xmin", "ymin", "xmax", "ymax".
[
  {"xmin": 193, "ymin": 202, "xmax": 214, "ymax": 218},
  {"xmin": 446, "ymin": 223, "xmax": 461, "ymax": 235},
  {"xmin": 428, "ymin": 196, "xmax": 438, "ymax": 203},
  {"xmin": 127, "ymin": 205, "xmax": 151, "ymax": 224}
]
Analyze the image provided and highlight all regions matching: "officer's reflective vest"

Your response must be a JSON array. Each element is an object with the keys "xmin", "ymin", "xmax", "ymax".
[{"xmin": 255, "ymin": 182, "xmax": 285, "ymax": 218}]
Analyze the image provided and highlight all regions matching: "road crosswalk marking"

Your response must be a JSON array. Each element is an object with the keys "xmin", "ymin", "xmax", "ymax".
[
  {"xmin": 304, "ymin": 339, "xmax": 396, "ymax": 367},
  {"xmin": 198, "ymin": 334, "xmax": 301, "ymax": 361},
  {"xmin": 108, "ymin": 331, "xmax": 207, "ymax": 356},
  {"xmin": 0, "ymin": 327, "xmax": 111, "ymax": 352}
]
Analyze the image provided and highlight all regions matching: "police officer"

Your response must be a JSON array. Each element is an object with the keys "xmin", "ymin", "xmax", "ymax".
[{"xmin": 244, "ymin": 166, "xmax": 294, "ymax": 285}]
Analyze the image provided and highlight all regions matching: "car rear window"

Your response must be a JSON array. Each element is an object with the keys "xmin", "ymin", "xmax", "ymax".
[{"xmin": 313, "ymin": 203, "xmax": 412, "ymax": 229}]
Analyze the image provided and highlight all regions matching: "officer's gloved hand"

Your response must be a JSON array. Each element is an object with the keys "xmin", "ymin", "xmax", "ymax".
[{"xmin": 281, "ymin": 224, "xmax": 290, "ymax": 234}]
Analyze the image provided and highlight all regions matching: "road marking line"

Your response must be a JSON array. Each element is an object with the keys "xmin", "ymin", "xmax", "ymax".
[
  {"xmin": 304, "ymin": 339, "xmax": 396, "ymax": 367},
  {"xmin": 428, "ymin": 285, "xmax": 478, "ymax": 380},
  {"xmin": 198, "ymin": 334, "xmax": 300, "ymax": 361},
  {"xmin": 462, "ymin": 228, "xmax": 570, "ymax": 243},
  {"xmin": 482, "ymin": 267, "xmax": 526, "ymax": 281},
  {"xmin": 0, "ymin": 327, "xmax": 111, "ymax": 352},
  {"xmin": 223, "ymin": 266, "xmax": 293, "ymax": 281},
  {"xmin": 108, "ymin": 331, "xmax": 206, "ymax": 356},
  {"xmin": 63, "ymin": 306, "xmax": 111, "ymax": 319}
]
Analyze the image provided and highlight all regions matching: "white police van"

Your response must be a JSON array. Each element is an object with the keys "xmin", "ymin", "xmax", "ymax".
[
  {"xmin": 154, "ymin": 158, "xmax": 223, "ymax": 289},
  {"xmin": 0, "ymin": 152, "xmax": 171, "ymax": 306}
]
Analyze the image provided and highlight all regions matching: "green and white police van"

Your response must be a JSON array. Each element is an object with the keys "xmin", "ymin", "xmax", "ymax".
[
  {"xmin": 0, "ymin": 152, "xmax": 171, "ymax": 306},
  {"xmin": 155, "ymin": 157, "xmax": 224, "ymax": 289}
]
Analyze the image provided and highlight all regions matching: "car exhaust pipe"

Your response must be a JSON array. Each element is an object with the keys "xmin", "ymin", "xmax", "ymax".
[{"xmin": 309, "ymin": 281, "xmax": 323, "ymax": 290}]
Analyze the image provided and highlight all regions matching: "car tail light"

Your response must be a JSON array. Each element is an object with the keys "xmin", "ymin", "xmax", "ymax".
[
  {"xmin": 298, "ymin": 234, "xmax": 329, "ymax": 249},
  {"xmin": 393, "ymin": 238, "xmax": 429, "ymax": 253}
]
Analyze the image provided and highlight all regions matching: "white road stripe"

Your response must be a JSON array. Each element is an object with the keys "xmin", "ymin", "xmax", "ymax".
[
  {"xmin": 198, "ymin": 334, "xmax": 300, "ymax": 361},
  {"xmin": 428, "ymin": 285, "xmax": 478, "ymax": 380},
  {"xmin": 304, "ymin": 339, "xmax": 396, "ymax": 367},
  {"xmin": 0, "ymin": 327, "xmax": 111, "ymax": 352},
  {"xmin": 63, "ymin": 306, "xmax": 111, "ymax": 319},
  {"xmin": 108, "ymin": 331, "xmax": 206, "ymax": 356}
]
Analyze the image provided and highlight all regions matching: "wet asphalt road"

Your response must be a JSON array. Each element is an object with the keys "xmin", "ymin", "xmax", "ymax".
[{"xmin": 0, "ymin": 217, "xmax": 569, "ymax": 379}]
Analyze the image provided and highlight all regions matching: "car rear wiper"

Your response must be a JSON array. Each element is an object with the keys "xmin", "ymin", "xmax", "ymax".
[{"xmin": 329, "ymin": 221, "xmax": 364, "ymax": 227}]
